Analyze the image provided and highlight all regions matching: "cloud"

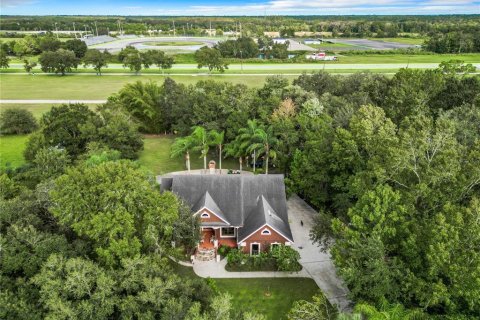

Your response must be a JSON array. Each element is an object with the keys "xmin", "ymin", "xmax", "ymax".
[
  {"xmin": 0, "ymin": 0, "xmax": 36, "ymax": 7},
  {"xmin": 157, "ymin": 0, "xmax": 478, "ymax": 15}
]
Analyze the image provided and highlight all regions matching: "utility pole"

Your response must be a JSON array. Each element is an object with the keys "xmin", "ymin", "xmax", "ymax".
[
  {"xmin": 209, "ymin": 20, "xmax": 212, "ymax": 36},
  {"xmin": 73, "ymin": 22, "xmax": 77, "ymax": 39},
  {"xmin": 94, "ymin": 21, "xmax": 98, "ymax": 37},
  {"xmin": 54, "ymin": 22, "xmax": 59, "ymax": 39},
  {"xmin": 173, "ymin": 20, "xmax": 176, "ymax": 36},
  {"xmin": 183, "ymin": 26, "xmax": 185, "ymax": 37}
]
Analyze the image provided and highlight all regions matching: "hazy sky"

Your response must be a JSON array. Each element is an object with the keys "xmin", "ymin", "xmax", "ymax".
[{"xmin": 1, "ymin": 0, "xmax": 479, "ymax": 15}]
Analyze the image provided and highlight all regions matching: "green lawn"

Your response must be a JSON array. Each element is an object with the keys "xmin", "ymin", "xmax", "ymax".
[
  {"xmin": 139, "ymin": 135, "xmax": 243, "ymax": 175},
  {"xmin": 0, "ymin": 134, "xmax": 29, "ymax": 168},
  {"xmin": 0, "ymin": 74, "xmax": 284, "ymax": 100},
  {"xmin": 169, "ymin": 261, "xmax": 321, "ymax": 320},
  {"xmin": 336, "ymin": 53, "xmax": 480, "ymax": 64}
]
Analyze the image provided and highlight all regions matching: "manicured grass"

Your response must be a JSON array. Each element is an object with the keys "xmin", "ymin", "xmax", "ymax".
[
  {"xmin": 336, "ymin": 53, "xmax": 480, "ymax": 64},
  {"xmin": 0, "ymin": 74, "xmax": 281, "ymax": 100},
  {"xmin": 0, "ymin": 134, "xmax": 29, "ymax": 168},
  {"xmin": 169, "ymin": 261, "xmax": 321, "ymax": 320},
  {"xmin": 138, "ymin": 135, "xmax": 243, "ymax": 175},
  {"xmin": 144, "ymin": 41, "xmax": 204, "ymax": 46}
]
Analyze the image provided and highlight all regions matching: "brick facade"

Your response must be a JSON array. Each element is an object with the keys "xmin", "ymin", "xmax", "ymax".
[
  {"xmin": 197, "ymin": 208, "xmax": 225, "ymax": 224},
  {"xmin": 240, "ymin": 225, "xmax": 290, "ymax": 254}
]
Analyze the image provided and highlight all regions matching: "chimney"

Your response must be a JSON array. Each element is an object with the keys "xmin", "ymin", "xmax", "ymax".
[{"xmin": 208, "ymin": 160, "xmax": 216, "ymax": 174}]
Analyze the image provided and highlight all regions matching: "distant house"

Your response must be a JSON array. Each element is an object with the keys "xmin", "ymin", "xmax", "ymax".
[
  {"xmin": 304, "ymin": 39, "xmax": 322, "ymax": 45},
  {"xmin": 264, "ymin": 31, "xmax": 280, "ymax": 38},
  {"xmin": 161, "ymin": 171, "xmax": 294, "ymax": 256},
  {"xmin": 273, "ymin": 38, "xmax": 288, "ymax": 44}
]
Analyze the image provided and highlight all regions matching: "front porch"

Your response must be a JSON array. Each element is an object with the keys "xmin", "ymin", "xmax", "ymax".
[
  {"xmin": 199, "ymin": 227, "xmax": 237, "ymax": 250},
  {"xmin": 197, "ymin": 227, "xmax": 237, "ymax": 260}
]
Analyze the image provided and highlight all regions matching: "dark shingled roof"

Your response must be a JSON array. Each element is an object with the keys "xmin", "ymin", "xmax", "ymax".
[
  {"xmin": 192, "ymin": 191, "xmax": 229, "ymax": 224},
  {"xmin": 238, "ymin": 195, "xmax": 293, "ymax": 242},
  {"xmin": 160, "ymin": 174, "xmax": 293, "ymax": 242}
]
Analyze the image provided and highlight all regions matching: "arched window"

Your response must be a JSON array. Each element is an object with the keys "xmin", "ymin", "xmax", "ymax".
[
  {"xmin": 201, "ymin": 212, "xmax": 210, "ymax": 218},
  {"xmin": 261, "ymin": 228, "xmax": 271, "ymax": 235}
]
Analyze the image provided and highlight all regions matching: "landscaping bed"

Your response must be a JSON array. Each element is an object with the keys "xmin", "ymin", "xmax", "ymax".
[{"xmin": 223, "ymin": 245, "xmax": 303, "ymax": 272}]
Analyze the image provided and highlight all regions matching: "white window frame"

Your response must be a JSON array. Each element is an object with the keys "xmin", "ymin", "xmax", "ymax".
[
  {"xmin": 270, "ymin": 242, "xmax": 280, "ymax": 251},
  {"xmin": 261, "ymin": 228, "xmax": 271, "ymax": 235},
  {"xmin": 250, "ymin": 242, "xmax": 261, "ymax": 255},
  {"xmin": 200, "ymin": 212, "xmax": 210, "ymax": 218},
  {"xmin": 220, "ymin": 227, "xmax": 236, "ymax": 238}
]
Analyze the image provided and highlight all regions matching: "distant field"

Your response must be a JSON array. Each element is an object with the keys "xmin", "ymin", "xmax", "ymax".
[
  {"xmin": 336, "ymin": 54, "xmax": 480, "ymax": 64},
  {"xmin": 308, "ymin": 42, "xmax": 355, "ymax": 50},
  {"xmin": 0, "ymin": 134, "xmax": 29, "ymax": 168},
  {"xmin": 0, "ymin": 74, "xmax": 280, "ymax": 100},
  {"xmin": 143, "ymin": 41, "xmax": 203, "ymax": 46}
]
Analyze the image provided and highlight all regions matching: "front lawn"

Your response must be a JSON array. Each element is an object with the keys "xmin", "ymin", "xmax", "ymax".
[{"xmin": 169, "ymin": 261, "xmax": 321, "ymax": 320}]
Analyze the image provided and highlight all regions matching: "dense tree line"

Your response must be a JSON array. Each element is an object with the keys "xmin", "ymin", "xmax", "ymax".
[
  {"xmin": 1, "ymin": 15, "xmax": 478, "ymax": 39},
  {"xmin": 425, "ymin": 31, "xmax": 480, "ymax": 53}
]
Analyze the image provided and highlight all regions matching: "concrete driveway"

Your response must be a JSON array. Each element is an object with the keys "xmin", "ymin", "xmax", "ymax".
[{"xmin": 287, "ymin": 194, "xmax": 351, "ymax": 311}]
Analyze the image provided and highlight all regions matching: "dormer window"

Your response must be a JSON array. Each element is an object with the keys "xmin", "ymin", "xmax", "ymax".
[
  {"xmin": 201, "ymin": 212, "xmax": 210, "ymax": 218},
  {"xmin": 261, "ymin": 228, "xmax": 271, "ymax": 235}
]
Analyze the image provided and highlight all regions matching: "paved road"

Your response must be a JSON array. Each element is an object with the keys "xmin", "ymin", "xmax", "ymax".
[
  {"xmin": 0, "ymin": 100, "xmax": 107, "ymax": 104},
  {"xmin": 287, "ymin": 194, "xmax": 351, "ymax": 312},
  {"xmin": 89, "ymin": 36, "xmax": 218, "ymax": 53},
  {"xmin": 331, "ymin": 38, "xmax": 415, "ymax": 50}
]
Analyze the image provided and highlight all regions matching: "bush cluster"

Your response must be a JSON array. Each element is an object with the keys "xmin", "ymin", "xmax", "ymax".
[
  {"xmin": 0, "ymin": 108, "xmax": 38, "ymax": 135},
  {"xmin": 226, "ymin": 245, "xmax": 302, "ymax": 272}
]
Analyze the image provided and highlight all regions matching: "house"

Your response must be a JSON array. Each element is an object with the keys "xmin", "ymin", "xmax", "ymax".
[{"xmin": 160, "ymin": 168, "xmax": 293, "ymax": 255}]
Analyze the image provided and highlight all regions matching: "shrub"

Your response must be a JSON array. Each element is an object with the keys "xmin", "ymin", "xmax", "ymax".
[
  {"xmin": 271, "ymin": 245, "xmax": 302, "ymax": 272},
  {"xmin": 217, "ymin": 244, "xmax": 232, "ymax": 257},
  {"xmin": 0, "ymin": 108, "xmax": 38, "ymax": 135},
  {"xmin": 226, "ymin": 248, "xmax": 246, "ymax": 265}
]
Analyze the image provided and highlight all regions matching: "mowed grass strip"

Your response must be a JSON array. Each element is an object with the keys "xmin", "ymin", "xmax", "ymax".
[
  {"xmin": 169, "ymin": 261, "xmax": 321, "ymax": 320},
  {"xmin": 0, "ymin": 134, "xmax": 29, "ymax": 168},
  {"xmin": 0, "ymin": 74, "xmax": 280, "ymax": 100},
  {"xmin": 139, "ymin": 135, "xmax": 242, "ymax": 175}
]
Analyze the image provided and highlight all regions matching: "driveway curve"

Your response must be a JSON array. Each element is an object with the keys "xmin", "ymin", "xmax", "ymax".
[{"xmin": 288, "ymin": 194, "xmax": 351, "ymax": 311}]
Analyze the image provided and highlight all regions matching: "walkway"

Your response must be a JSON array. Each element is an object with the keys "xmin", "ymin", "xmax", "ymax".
[
  {"xmin": 287, "ymin": 194, "xmax": 351, "ymax": 311},
  {"xmin": 193, "ymin": 258, "xmax": 310, "ymax": 279}
]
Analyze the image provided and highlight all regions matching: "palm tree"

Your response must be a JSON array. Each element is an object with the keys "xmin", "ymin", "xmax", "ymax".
[
  {"xmin": 249, "ymin": 125, "xmax": 278, "ymax": 174},
  {"xmin": 354, "ymin": 300, "xmax": 427, "ymax": 320},
  {"xmin": 189, "ymin": 126, "xmax": 211, "ymax": 170},
  {"xmin": 209, "ymin": 130, "xmax": 225, "ymax": 171},
  {"xmin": 238, "ymin": 119, "xmax": 261, "ymax": 172},
  {"xmin": 225, "ymin": 135, "xmax": 245, "ymax": 171},
  {"xmin": 170, "ymin": 136, "xmax": 195, "ymax": 171}
]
